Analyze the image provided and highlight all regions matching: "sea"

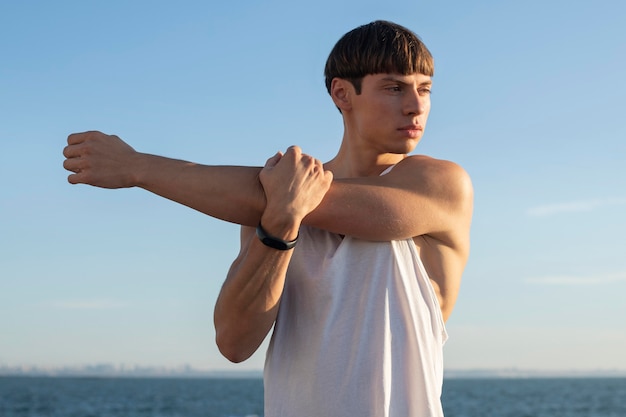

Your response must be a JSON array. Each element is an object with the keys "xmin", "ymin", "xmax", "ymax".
[{"xmin": 1, "ymin": 376, "xmax": 625, "ymax": 417}]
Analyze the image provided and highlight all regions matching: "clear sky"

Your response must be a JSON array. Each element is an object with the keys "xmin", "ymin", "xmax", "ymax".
[{"xmin": 1, "ymin": 0, "xmax": 625, "ymax": 373}]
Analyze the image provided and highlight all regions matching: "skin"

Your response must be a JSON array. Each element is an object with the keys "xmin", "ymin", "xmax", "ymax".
[{"xmin": 63, "ymin": 72, "xmax": 473, "ymax": 363}]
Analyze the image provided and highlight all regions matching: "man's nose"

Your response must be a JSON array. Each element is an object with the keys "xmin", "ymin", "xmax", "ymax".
[{"xmin": 404, "ymin": 89, "xmax": 426, "ymax": 115}]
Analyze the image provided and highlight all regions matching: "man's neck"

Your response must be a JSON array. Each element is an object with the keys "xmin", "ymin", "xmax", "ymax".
[{"xmin": 325, "ymin": 141, "xmax": 407, "ymax": 179}]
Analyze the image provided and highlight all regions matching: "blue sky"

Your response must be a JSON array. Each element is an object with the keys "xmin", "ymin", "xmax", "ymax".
[{"xmin": 1, "ymin": 0, "xmax": 625, "ymax": 372}]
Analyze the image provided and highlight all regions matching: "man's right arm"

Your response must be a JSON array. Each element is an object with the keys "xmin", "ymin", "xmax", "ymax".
[
  {"xmin": 214, "ymin": 147, "xmax": 332, "ymax": 362},
  {"xmin": 213, "ymin": 224, "xmax": 293, "ymax": 362}
]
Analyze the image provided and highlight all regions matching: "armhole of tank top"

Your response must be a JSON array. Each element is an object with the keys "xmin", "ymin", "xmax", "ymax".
[
  {"xmin": 380, "ymin": 164, "xmax": 396, "ymax": 176},
  {"xmin": 406, "ymin": 239, "xmax": 449, "ymax": 343}
]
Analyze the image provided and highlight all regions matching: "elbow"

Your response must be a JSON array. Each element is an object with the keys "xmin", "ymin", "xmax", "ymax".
[
  {"xmin": 213, "ymin": 302, "xmax": 275, "ymax": 363},
  {"xmin": 218, "ymin": 345, "xmax": 250, "ymax": 364},
  {"xmin": 215, "ymin": 329, "xmax": 253, "ymax": 364}
]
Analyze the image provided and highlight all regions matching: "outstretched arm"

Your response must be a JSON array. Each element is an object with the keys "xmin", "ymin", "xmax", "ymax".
[
  {"xmin": 63, "ymin": 131, "xmax": 266, "ymax": 226},
  {"xmin": 63, "ymin": 131, "xmax": 473, "ymax": 324},
  {"xmin": 63, "ymin": 131, "xmax": 471, "ymax": 242}
]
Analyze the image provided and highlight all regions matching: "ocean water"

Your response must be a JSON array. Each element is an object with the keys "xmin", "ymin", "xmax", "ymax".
[
  {"xmin": 0, "ymin": 377, "xmax": 263, "ymax": 417},
  {"xmin": 441, "ymin": 378, "xmax": 626, "ymax": 417},
  {"xmin": 1, "ymin": 376, "xmax": 625, "ymax": 417}
]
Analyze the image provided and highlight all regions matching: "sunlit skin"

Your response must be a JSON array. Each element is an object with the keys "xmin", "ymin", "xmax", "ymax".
[
  {"xmin": 61, "ymin": 72, "xmax": 473, "ymax": 363},
  {"xmin": 315, "ymin": 72, "xmax": 472, "ymax": 332},
  {"xmin": 326, "ymin": 73, "xmax": 433, "ymax": 178},
  {"xmin": 213, "ymin": 72, "xmax": 472, "ymax": 361}
]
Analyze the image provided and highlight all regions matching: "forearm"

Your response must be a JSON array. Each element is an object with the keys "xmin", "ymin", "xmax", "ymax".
[
  {"xmin": 132, "ymin": 153, "xmax": 266, "ymax": 226},
  {"xmin": 214, "ymin": 147, "xmax": 332, "ymax": 363},
  {"xmin": 214, "ymin": 224, "xmax": 296, "ymax": 363}
]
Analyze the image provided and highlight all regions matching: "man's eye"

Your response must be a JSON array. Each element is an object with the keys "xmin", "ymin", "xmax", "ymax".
[
  {"xmin": 419, "ymin": 88, "xmax": 432, "ymax": 95},
  {"xmin": 387, "ymin": 86, "xmax": 402, "ymax": 92}
]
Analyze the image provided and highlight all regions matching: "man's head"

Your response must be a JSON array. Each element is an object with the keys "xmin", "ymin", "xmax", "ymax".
[{"xmin": 324, "ymin": 20, "xmax": 434, "ymax": 96}]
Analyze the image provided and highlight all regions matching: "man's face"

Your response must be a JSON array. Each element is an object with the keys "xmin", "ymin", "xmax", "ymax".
[{"xmin": 349, "ymin": 72, "xmax": 432, "ymax": 154}]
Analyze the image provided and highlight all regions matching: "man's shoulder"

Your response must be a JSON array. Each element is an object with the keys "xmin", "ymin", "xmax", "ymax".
[
  {"xmin": 393, "ymin": 155, "xmax": 473, "ymax": 201},
  {"xmin": 397, "ymin": 154, "xmax": 466, "ymax": 173}
]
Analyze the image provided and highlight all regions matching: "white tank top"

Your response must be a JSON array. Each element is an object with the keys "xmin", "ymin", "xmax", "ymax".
[{"xmin": 264, "ymin": 225, "xmax": 448, "ymax": 416}]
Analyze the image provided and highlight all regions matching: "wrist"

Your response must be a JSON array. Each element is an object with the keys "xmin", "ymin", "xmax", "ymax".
[
  {"xmin": 132, "ymin": 153, "xmax": 159, "ymax": 189},
  {"xmin": 256, "ymin": 222, "xmax": 298, "ymax": 250},
  {"xmin": 259, "ymin": 212, "xmax": 300, "ymax": 242}
]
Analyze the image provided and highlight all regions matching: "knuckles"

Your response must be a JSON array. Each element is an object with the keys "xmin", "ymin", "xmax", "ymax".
[{"xmin": 266, "ymin": 146, "xmax": 328, "ymax": 179}]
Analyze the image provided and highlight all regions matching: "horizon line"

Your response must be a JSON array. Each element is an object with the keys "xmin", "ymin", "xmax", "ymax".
[{"xmin": 2, "ymin": 364, "xmax": 626, "ymax": 379}]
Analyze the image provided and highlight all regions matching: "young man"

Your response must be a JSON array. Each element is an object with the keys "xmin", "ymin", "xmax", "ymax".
[{"xmin": 63, "ymin": 20, "xmax": 472, "ymax": 416}]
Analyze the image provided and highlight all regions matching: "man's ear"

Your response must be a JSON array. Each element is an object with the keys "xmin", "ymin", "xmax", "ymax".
[{"xmin": 330, "ymin": 78, "xmax": 353, "ymax": 112}]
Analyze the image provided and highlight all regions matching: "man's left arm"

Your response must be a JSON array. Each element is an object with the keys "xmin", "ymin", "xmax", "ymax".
[{"xmin": 63, "ymin": 133, "xmax": 472, "ymax": 244}]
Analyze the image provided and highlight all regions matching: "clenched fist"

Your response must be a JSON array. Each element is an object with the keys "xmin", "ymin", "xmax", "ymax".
[{"xmin": 63, "ymin": 131, "xmax": 140, "ymax": 189}]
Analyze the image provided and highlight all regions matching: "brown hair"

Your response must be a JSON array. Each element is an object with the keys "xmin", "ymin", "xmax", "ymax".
[{"xmin": 324, "ymin": 20, "xmax": 434, "ymax": 95}]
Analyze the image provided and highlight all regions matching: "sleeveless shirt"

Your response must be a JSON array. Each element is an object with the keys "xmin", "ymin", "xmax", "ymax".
[{"xmin": 264, "ymin": 224, "xmax": 448, "ymax": 416}]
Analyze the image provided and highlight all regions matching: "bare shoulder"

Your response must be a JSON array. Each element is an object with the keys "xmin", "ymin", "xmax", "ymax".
[
  {"xmin": 397, "ymin": 156, "xmax": 473, "ymax": 321},
  {"xmin": 392, "ymin": 155, "xmax": 473, "ymax": 213}
]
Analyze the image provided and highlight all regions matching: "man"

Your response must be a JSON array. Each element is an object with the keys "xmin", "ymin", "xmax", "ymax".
[{"xmin": 63, "ymin": 20, "xmax": 472, "ymax": 416}]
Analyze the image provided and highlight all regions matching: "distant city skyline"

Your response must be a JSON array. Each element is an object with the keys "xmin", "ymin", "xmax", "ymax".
[{"xmin": 2, "ymin": 363, "xmax": 625, "ymax": 379}]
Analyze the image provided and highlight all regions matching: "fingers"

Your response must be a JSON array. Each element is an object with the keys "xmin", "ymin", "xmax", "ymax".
[
  {"xmin": 278, "ymin": 146, "xmax": 325, "ymax": 174},
  {"xmin": 62, "ymin": 131, "xmax": 136, "ymax": 188},
  {"xmin": 64, "ymin": 131, "xmax": 108, "ymax": 158},
  {"xmin": 63, "ymin": 143, "xmax": 82, "ymax": 158},
  {"xmin": 285, "ymin": 145, "xmax": 302, "ymax": 155},
  {"xmin": 284, "ymin": 146, "xmax": 317, "ymax": 167},
  {"xmin": 62, "ymin": 154, "xmax": 85, "ymax": 172},
  {"xmin": 62, "ymin": 157, "xmax": 77, "ymax": 172},
  {"xmin": 64, "ymin": 133, "xmax": 87, "ymax": 158},
  {"xmin": 264, "ymin": 151, "xmax": 283, "ymax": 168},
  {"xmin": 66, "ymin": 130, "xmax": 100, "ymax": 145},
  {"xmin": 63, "ymin": 138, "xmax": 86, "ymax": 179},
  {"xmin": 265, "ymin": 147, "xmax": 318, "ymax": 171},
  {"xmin": 63, "ymin": 155, "xmax": 87, "ymax": 184},
  {"xmin": 259, "ymin": 146, "xmax": 331, "ymax": 221},
  {"xmin": 63, "ymin": 132, "xmax": 94, "ymax": 183},
  {"xmin": 67, "ymin": 172, "xmax": 84, "ymax": 184},
  {"xmin": 67, "ymin": 132, "xmax": 87, "ymax": 146}
]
